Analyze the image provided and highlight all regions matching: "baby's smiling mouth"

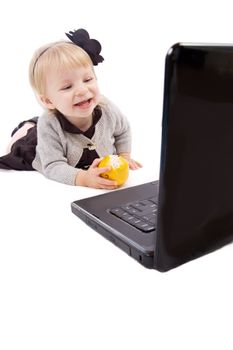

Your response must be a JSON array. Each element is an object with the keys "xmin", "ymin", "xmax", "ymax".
[{"xmin": 74, "ymin": 98, "xmax": 92, "ymax": 107}]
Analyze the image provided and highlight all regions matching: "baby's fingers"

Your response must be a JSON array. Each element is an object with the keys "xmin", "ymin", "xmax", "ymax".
[
  {"xmin": 90, "ymin": 159, "xmax": 112, "ymax": 174},
  {"xmin": 98, "ymin": 176, "xmax": 118, "ymax": 189},
  {"xmin": 90, "ymin": 158, "xmax": 102, "ymax": 168},
  {"xmin": 129, "ymin": 160, "xmax": 143, "ymax": 170},
  {"xmin": 96, "ymin": 166, "xmax": 112, "ymax": 176}
]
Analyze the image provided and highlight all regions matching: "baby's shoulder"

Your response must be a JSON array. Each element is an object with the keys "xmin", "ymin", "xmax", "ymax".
[{"xmin": 38, "ymin": 112, "xmax": 60, "ymax": 129}]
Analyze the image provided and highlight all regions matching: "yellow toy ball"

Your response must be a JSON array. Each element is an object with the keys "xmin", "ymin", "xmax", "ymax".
[{"xmin": 98, "ymin": 155, "xmax": 129, "ymax": 186}]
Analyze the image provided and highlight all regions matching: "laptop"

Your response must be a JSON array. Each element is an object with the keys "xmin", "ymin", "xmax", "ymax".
[{"xmin": 71, "ymin": 43, "xmax": 233, "ymax": 271}]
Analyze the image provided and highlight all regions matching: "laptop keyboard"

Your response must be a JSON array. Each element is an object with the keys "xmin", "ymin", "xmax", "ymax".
[{"xmin": 109, "ymin": 196, "xmax": 157, "ymax": 233}]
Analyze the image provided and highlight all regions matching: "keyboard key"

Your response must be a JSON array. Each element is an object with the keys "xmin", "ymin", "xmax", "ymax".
[{"xmin": 109, "ymin": 196, "xmax": 158, "ymax": 233}]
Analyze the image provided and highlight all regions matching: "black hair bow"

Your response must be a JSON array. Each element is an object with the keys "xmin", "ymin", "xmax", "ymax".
[{"xmin": 65, "ymin": 28, "xmax": 104, "ymax": 65}]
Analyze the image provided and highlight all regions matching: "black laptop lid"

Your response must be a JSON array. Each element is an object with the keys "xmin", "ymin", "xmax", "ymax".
[{"xmin": 155, "ymin": 44, "xmax": 233, "ymax": 271}]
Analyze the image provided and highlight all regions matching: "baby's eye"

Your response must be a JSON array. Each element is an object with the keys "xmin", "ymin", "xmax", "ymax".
[
  {"xmin": 61, "ymin": 85, "xmax": 72, "ymax": 90},
  {"xmin": 84, "ymin": 77, "xmax": 93, "ymax": 83}
]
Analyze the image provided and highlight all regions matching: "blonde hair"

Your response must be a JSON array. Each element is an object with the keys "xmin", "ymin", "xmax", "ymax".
[{"xmin": 29, "ymin": 41, "xmax": 93, "ymax": 95}]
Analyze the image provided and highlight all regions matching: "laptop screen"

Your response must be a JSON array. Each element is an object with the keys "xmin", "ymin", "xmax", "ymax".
[{"xmin": 156, "ymin": 44, "xmax": 233, "ymax": 269}]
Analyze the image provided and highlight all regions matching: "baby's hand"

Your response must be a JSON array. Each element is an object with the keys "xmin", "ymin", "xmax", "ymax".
[
  {"xmin": 75, "ymin": 158, "xmax": 118, "ymax": 189},
  {"xmin": 127, "ymin": 158, "xmax": 143, "ymax": 170},
  {"xmin": 118, "ymin": 153, "xmax": 143, "ymax": 170}
]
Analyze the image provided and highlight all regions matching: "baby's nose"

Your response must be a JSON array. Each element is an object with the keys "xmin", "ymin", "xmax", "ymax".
[{"xmin": 76, "ymin": 83, "xmax": 88, "ymax": 96}]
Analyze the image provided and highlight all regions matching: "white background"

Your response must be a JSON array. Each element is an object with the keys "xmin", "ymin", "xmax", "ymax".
[{"xmin": 1, "ymin": 1, "xmax": 233, "ymax": 349}]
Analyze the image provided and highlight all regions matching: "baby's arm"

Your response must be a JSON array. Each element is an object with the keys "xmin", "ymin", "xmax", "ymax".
[{"xmin": 75, "ymin": 158, "xmax": 118, "ymax": 189}]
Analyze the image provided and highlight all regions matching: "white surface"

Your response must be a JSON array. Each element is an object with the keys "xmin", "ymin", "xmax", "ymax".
[
  {"xmin": 1, "ymin": 1, "xmax": 233, "ymax": 349},
  {"xmin": 1, "ymin": 167, "xmax": 233, "ymax": 350}
]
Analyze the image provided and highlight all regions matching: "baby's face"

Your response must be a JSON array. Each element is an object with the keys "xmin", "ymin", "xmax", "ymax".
[{"xmin": 40, "ymin": 65, "xmax": 101, "ymax": 126}]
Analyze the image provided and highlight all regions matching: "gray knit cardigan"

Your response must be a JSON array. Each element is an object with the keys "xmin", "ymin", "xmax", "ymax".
[{"xmin": 32, "ymin": 99, "xmax": 132, "ymax": 185}]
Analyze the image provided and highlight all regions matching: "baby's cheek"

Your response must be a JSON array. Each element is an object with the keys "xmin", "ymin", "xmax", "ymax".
[{"xmin": 94, "ymin": 86, "xmax": 101, "ymax": 100}]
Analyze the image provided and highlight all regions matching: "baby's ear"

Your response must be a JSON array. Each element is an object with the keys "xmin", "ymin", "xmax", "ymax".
[{"xmin": 39, "ymin": 94, "xmax": 55, "ymax": 109}]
